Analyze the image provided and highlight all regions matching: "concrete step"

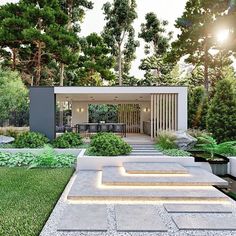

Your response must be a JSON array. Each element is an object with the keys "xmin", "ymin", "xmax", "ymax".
[
  {"xmin": 123, "ymin": 162, "xmax": 189, "ymax": 174},
  {"xmin": 129, "ymin": 152, "xmax": 162, "ymax": 155},
  {"xmin": 172, "ymin": 215, "xmax": 236, "ymax": 230},
  {"xmin": 67, "ymin": 171, "xmax": 229, "ymax": 201},
  {"xmin": 129, "ymin": 154, "xmax": 163, "ymax": 156},
  {"xmin": 131, "ymin": 150, "xmax": 160, "ymax": 152},
  {"xmin": 102, "ymin": 166, "xmax": 228, "ymax": 186}
]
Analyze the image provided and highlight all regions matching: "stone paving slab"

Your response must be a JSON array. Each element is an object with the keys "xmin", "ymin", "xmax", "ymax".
[
  {"xmin": 115, "ymin": 205, "xmax": 167, "ymax": 232},
  {"xmin": 123, "ymin": 162, "xmax": 188, "ymax": 174},
  {"xmin": 102, "ymin": 166, "xmax": 228, "ymax": 186},
  {"xmin": 172, "ymin": 215, "xmax": 236, "ymax": 230},
  {"xmin": 67, "ymin": 171, "xmax": 229, "ymax": 201},
  {"xmin": 57, "ymin": 204, "xmax": 107, "ymax": 231},
  {"xmin": 164, "ymin": 203, "xmax": 232, "ymax": 213}
]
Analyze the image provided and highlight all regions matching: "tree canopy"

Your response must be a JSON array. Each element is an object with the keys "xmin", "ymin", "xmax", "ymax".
[{"xmin": 102, "ymin": 0, "xmax": 139, "ymax": 85}]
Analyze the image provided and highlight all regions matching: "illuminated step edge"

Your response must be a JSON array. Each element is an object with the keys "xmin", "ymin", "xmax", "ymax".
[
  {"xmin": 67, "ymin": 171, "xmax": 228, "ymax": 201},
  {"xmin": 102, "ymin": 166, "xmax": 228, "ymax": 186},
  {"xmin": 123, "ymin": 162, "xmax": 189, "ymax": 174}
]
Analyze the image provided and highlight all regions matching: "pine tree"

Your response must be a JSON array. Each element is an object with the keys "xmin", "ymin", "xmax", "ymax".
[
  {"xmin": 0, "ymin": 2, "xmax": 29, "ymax": 70},
  {"xmin": 102, "ymin": 0, "xmax": 139, "ymax": 85},
  {"xmin": 139, "ymin": 12, "xmax": 172, "ymax": 85},
  {"xmin": 207, "ymin": 79, "xmax": 236, "ymax": 142},
  {"xmin": 75, "ymin": 33, "xmax": 115, "ymax": 86},
  {"xmin": 172, "ymin": 0, "xmax": 231, "ymax": 93},
  {"xmin": 188, "ymin": 86, "xmax": 208, "ymax": 130}
]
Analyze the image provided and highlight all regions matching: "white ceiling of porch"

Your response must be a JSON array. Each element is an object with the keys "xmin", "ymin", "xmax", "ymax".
[{"xmin": 56, "ymin": 93, "xmax": 151, "ymax": 102}]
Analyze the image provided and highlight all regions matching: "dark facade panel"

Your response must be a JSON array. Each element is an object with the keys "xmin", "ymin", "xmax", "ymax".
[{"xmin": 29, "ymin": 87, "xmax": 55, "ymax": 140}]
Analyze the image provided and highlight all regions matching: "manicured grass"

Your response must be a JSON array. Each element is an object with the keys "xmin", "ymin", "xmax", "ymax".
[{"xmin": 0, "ymin": 167, "xmax": 74, "ymax": 236}]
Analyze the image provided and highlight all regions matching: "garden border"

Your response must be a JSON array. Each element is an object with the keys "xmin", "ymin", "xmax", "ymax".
[{"xmin": 0, "ymin": 148, "xmax": 82, "ymax": 156}]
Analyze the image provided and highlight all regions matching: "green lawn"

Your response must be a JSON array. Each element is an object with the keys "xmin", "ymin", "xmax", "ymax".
[{"xmin": 0, "ymin": 167, "xmax": 74, "ymax": 236}]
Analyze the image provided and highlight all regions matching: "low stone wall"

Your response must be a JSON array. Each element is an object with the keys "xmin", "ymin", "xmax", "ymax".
[
  {"xmin": 0, "ymin": 148, "xmax": 81, "ymax": 156},
  {"xmin": 229, "ymin": 157, "xmax": 236, "ymax": 177}
]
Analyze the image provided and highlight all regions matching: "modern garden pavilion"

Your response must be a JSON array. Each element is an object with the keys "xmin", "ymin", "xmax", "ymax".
[{"xmin": 29, "ymin": 86, "xmax": 187, "ymax": 140}]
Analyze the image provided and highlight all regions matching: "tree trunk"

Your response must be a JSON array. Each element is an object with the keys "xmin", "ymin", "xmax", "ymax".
[
  {"xmin": 35, "ymin": 18, "xmax": 43, "ymax": 86},
  {"xmin": 35, "ymin": 41, "xmax": 42, "ymax": 86},
  {"xmin": 59, "ymin": 63, "xmax": 65, "ymax": 127},
  {"xmin": 204, "ymin": 39, "xmax": 209, "ymax": 95},
  {"xmin": 67, "ymin": 0, "xmax": 73, "ymax": 30},
  {"xmin": 12, "ymin": 48, "xmax": 17, "ymax": 70},
  {"xmin": 59, "ymin": 63, "xmax": 65, "ymax": 86},
  {"xmin": 118, "ymin": 44, "xmax": 122, "ymax": 86}
]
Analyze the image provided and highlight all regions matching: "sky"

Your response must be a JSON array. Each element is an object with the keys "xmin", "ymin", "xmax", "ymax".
[{"xmin": 1, "ymin": 0, "xmax": 188, "ymax": 77}]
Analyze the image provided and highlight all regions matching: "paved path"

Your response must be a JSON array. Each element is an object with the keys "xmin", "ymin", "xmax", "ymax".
[
  {"xmin": 40, "ymin": 161, "xmax": 236, "ymax": 236},
  {"xmin": 129, "ymin": 144, "xmax": 163, "ymax": 156}
]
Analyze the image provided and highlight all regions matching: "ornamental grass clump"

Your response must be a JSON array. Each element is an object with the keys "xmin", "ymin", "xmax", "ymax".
[
  {"xmin": 156, "ymin": 131, "xmax": 177, "ymax": 150},
  {"xmin": 88, "ymin": 132, "xmax": 132, "ymax": 156}
]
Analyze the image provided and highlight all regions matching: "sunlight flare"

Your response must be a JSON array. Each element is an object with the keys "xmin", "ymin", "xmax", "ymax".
[{"xmin": 216, "ymin": 29, "xmax": 229, "ymax": 43}]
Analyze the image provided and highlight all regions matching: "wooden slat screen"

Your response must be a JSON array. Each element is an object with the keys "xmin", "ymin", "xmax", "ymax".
[
  {"xmin": 118, "ymin": 104, "xmax": 140, "ymax": 133},
  {"xmin": 151, "ymin": 94, "xmax": 178, "ymax": 139}
]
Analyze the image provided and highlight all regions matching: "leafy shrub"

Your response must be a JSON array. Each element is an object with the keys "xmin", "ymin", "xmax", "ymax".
[
  {"xmin": 52, "ymin": 132, "xmax": 82, "ymax": 148},
  {"xmin": 0, "ymin": 146, "xmax": 76, "ymax": 168},
  {"xmin": 196, "ymin": 135, "xmax": 236, "ymax": 157},
  {"xmin": 207, "ymin": 79, "xmax": 236, "ymax": 142},
  {"xmin": 156, "ymin": 131, "xmax": 177, "ymax": 150},
  {"xmin": 88, "ymin": 132, "xmax": 132, "ymax": 156},
  {"xmin": 14, "ymin": 132, "xmax": 49, "ymax": 148}
]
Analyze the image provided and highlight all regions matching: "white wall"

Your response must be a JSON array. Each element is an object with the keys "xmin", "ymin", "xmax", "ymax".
[
  {"xmin": 71, "ymin": 102, "xmax": 88, "ymax": 126},
  {"xmin": 178, "ymin": 88, "xmax": 188, "ymax": 131},
  {"xmin": 140, "ymin": 103, "xmax": 151, "ymax": 133}
]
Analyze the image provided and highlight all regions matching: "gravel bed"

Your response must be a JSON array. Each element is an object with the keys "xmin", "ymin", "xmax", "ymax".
[{"xmin": 40, "ymin": 174, "xmax": 236, "ymax": 236}]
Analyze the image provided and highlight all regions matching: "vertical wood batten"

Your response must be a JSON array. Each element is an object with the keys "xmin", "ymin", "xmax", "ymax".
[{"xmin": 151, "ymin": 94, "xmax": 153, "ymax": 139}]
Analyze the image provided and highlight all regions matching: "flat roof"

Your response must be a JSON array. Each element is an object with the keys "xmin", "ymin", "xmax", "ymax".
[{"xmin": 54, "ymin": 86, "xmax": 187, "ymax": 94}]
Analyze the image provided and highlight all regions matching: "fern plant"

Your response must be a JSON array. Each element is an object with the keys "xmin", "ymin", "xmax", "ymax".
[{"xmin": 196, "ymin": 135, "xmax": 236, "ymax": 158}]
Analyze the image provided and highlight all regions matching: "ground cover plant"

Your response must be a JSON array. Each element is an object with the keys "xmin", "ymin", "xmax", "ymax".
[
  {"xmin": 0, "ymin": 167, "xmax": 73, "ymax": 236},
  {"xmin": 158, "ymin": 147, "xmax": 191, "ymax": 157},
  {"xmin": 0, "ymin": 146, "xmax": 76, "ymax": 168},
  {"xmin": 87, "ymin": 132, "xmax": 132, "ymax": 156}
]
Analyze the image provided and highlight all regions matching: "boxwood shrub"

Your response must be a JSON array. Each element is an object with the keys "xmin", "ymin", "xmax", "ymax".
[
  {"xmin": 14, "ymin": 132, "xmax": 49, "ymax": 148},
  {"xmin": 52, "ymin": 132, "xmax": 82, "ymax": 148},
  {"xmin": 88, "ymin": 132, "xmax": 132, "ymax": 156}
]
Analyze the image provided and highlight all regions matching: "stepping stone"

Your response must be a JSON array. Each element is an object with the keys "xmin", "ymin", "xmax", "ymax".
[
  {"xmin": 102, "ymin": 166, "xmax": 228, "ymax": 186},
  {"xmin": 172, "ymin": 215, "xmax": 236, "ymax": 230},
  {"xmin": 115, "ymin": 205, "xmax": 167, "ymax": 232},
  {"xmin": 123, "ymin": 162, "xmax": 188, "ymax": 174},
  {"xmin": 58, "ymin": 204, "xmax": 107, "ymax": 231},
  {"xmin": 67, "ymin": 171, "xmax": 229, "ymax": 201},
  {"xmin": 164, "ymin": 203, "xmax": 232, "ymax": 213}
]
